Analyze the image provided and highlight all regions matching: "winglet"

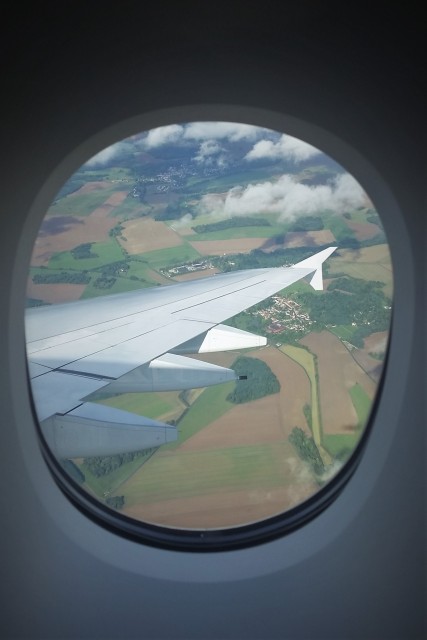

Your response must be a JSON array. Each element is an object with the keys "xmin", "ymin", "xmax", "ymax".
[{"xmin": 292, "ymin": 246, "xmax": 337, "ymax": 291}]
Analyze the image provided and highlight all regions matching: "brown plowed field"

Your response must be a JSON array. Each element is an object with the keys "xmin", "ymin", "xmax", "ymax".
[
  {"xmin": 31, "ymin": 193, "xmax": 128, "ymax": 266},
  {"xmin": 117, "ymin": 217, "xmax": 184, "ymax": 254},
  {"xmin": 73, "ymin": 181, "xmax": 113, "ymax": 194},
  {"xmin": 179, "ymin": 347, "xmax": 311, "ymax": 453},
  {"xmin": 300, "ymin": 331, "xmax": 376, "ymax": 434},
  {"xmin": 363, "ymin": 331, "xmax": 389, "ymax": 354},
  {"xmin": 26, "ymin": 280, "xmax": 86, "ymax": 303},
  {"xmin": 118, "ymin": 347, "xmax": 320, "ymax": 529},
  {"xmin": 346, "ymin": 220, "xmax": 381, "ymax": 240},
  {"xmin": 351, "ymin": 330, "xmax": 389, "ymax": 382},
  {"xmin": 123, "ymin": 481, "xmax": 318, "ymax": 529},
  {"xmin": 351, "ymin": 351, "xmax": 384, "ymax": 383}
]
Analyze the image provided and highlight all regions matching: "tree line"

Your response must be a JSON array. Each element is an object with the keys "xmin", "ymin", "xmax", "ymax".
[
  {"xmin": 289, "ymin": 426, "xmax": 325, "ymax": 476},
  {"xmin": 32, "ymin": 271, "xmax": 91, "ymax": 284},
  {"xmin": 82, "ymin": 448, "xmax": 157, "ymax": 478}
]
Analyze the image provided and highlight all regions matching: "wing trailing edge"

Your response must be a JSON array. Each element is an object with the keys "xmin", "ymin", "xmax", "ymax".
[
  {"xmin": 42, "ymin": 404, "xmax": 177, "ymax": 459},
  {"xmin": 94, "ymin": 353, "xmax": 238, "ymax": 395}
]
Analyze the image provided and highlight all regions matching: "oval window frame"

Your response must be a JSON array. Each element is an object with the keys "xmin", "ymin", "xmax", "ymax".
[{"xmin": 11, "ymin": 104, "xmax": 412, "ymax": 566}]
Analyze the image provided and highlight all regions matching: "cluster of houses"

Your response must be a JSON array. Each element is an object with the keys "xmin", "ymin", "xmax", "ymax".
[{"xmin": 254, "ymin": 296, "xmax": 313, "ymax": 334}]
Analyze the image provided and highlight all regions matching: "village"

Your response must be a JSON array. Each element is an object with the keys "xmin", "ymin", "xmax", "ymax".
[
  {"xmin": 253, "ymin": 295, "xmax": 313, "ymax": 334},
  {"xmin": 160, "ymin": 261, "xmax": 314, "ymax": 335}
]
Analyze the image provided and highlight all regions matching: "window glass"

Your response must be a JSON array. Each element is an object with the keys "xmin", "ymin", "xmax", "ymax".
[{"xmin": 26, "ymin": 122, "xmax": 393, "ymax": 535}]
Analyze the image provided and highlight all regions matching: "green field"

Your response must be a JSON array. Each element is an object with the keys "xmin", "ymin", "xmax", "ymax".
[
  {"xmin": 112, "ymin": 198, "xmax": 148, "ymax": 219},
  {"xmin": 280, "ymin": 344, "xmax": 321, "ymax": 446},
  {"xmin": 78, "ymin": 167, "xmax": 134, "ymax": 181},
  {"xmin": 114, "ymin": 441, "xmax": 297, "ymax": 506},
  {"xmin": 182, "ymin": 166, "xmax": 285, "ymax": 196},
  {"xmin": 79, "ymin": 451, "xmax": 154, "ymax": 498},
  {"xmin": 322, "ymin": 433, "xmax": 360, "ymax": 458},
  {"xmin": 349, "ymin": 383, "xmax": 372, "ymax": 428},
  {"xmin": 48, "ymin": 184, "xmax": 124, "ymax": 217},
  {"xmin": 346, "ymin": 209, "xmax": 372, "ymax": 223},
  {"xmin": 138, "ymin": 243, "xmax": 202, "ymax": 270},
  {"xmin": 165, "ymin": 381, "xmax": 235, "ymax": 450},
  {"xmin": 80, "ymin": 275, "xmax": 148, "ymax": 298},
  {"xmin": 48, "ymin": 239, "xmax": 125, "ymax": 271},
  {"xmin": 321, "ymin": 384, "xmax": 370, "ymax": 458},
  {"xmin": 96, "ymin": 391, "xmax": 185, "ymax": 422},
  {"xmin": 189, "ymin": 224, "xmax": 287, "ymax": 241},
  {"xmin": 329, "ymin": 324, "xmax": 358, "ymax": 342},
  {"xmin": 321, "ymin": 212, "xmax": 356, "ymax": 241},
  {"xmin": 125, "ymin": 260, "xmax": 170, "ymax": 284}
]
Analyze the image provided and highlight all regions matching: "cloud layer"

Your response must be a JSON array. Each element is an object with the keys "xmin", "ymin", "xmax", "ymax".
[
  {"xmin": 85, "ymin": 141, "xmax": 129, "ymax": 166},
  {"xmin": 200, "ymin": 173, "xmax": 367, "ymax": 221},
  {"xmin": 85, "ymin": 123, "xmax": 324, "ymax": 170},
  {"xmin": 244, "ymin": 134, "xmax": 322, "ymax": 163}
]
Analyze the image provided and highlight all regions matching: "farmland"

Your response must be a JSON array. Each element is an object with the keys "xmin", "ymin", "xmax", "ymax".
[{"xmin": 26, "ymin": 126, "xmax": 393, "ymax": 529}]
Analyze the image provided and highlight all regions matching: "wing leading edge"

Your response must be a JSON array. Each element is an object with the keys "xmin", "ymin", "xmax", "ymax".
[{"xmin": 26, "ymin": 246, "xmax": 336, "ymax": 457}]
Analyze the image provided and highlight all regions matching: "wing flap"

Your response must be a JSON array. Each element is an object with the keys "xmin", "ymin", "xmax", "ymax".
[
  {"xmin": 30, "ymin": 369, "xmax": 114, "ymax": 421},
  {"xmin": 42, "ymin": 403, "xmax": 177, "ymax": 458}
]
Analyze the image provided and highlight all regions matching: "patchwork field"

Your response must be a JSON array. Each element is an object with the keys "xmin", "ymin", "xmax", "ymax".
[
  {"xmin": 346, "ymin": 220, "xmax": 381, "ymax": 240},
  {"xmin": 114, "ymin": 346, "xmax": 317, "ymax": 528},
  {"xmin": 279, "ymin": 344, "xmax": 320, "ymax": 445},
  {"xmin": 269, "ymin": 229, "xmax": 336, "ymax": 249},
  {"xmin": 329, "ymin": 244, "xmax": 393, "ymax": 297},
  {"xmin": 31, "ymin": 199, "xmax": 126, "ymax": 266},
  {"xmin": 26, "ymin": 280, "xmax": 86, "ymax": 303},
  {"xmin": 98, "ymin": 390, "xmax": 186, "ymax": 424},
  {"xmin": 189, "ymin": 237, "xmax": 271, "ymax": 256},
  {"xmin": 179, "ymin": 347, "xmax": 311, "ymax": 452},
  {"xmin": 118, "ymin": 217, "xmax": 184, "ymax": 254},
  {"xmin": 300, "ymin": 330, "xmax": 376, "ymax": 434},
  {"xmin": 349, "ymin": 330, "xmax": 389, "ymax": 382},
  {"xmin": 87, "ymin": 329, "xmax": 380, "ymax": 527},
  {"xmin": 27, "ymin": 171, "xmax": 392, "ymax": 529}
]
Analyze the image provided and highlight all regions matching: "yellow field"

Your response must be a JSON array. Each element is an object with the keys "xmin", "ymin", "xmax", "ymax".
[
  {"xmin": 279, "ymin": 344, "xmax": 321, "ymax": 447},
  {"xmin": 118, "ymin": 217, "xmax": 184, "ymax": 254}
]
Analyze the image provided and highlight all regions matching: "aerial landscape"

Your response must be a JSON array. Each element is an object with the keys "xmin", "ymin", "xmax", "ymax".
[{"xmin": 26, "ymin": 122, "xmax": 393, "ymax": 529}]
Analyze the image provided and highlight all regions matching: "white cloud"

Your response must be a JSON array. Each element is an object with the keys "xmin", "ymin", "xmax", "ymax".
[
  {"xmin": 144, "ymin": 124, "xmax": 184, "ymax": 148},
  {"xmin": 332, "ymin": 172, "xmax": 367, "ymax": 209},
  {"xmin": 245, "ymin": 134, "xmax": 322, "ymax": 163},
  {"xmin": 85, "ymin": 142, "xmax": 126, "ymax": 166},
  {"xmin": 170, "ymin": 213, "xmax": 193, "ymax": 229},
  {"xmin": 199, "ymin": 173, "xmax": 367, "ymax": 220},
  {"xmin": 194, "ymin": 140, "xmax": 223, "ymax": 162},
  {"xmin": 183, "ymin": 121, "xmax": 264, "ymax": 142},
  {"xmin": 193, "ymin": 140, "xmax": 230, "ymax": 168},
  {"xmin": 141, "ymin": 121, "xmax": 273, "ymax": 151}
]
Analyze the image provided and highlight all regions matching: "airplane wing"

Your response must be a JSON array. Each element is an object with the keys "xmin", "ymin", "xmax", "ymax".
[{"xmin": 25, "ymin": 247, "xmax": 336, "ymax": 458}]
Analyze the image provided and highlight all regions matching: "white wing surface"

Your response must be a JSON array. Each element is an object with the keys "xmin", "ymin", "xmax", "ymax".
[{"xmin": 25, "ymin": 247, "xmax": 336, "ymax": 457}]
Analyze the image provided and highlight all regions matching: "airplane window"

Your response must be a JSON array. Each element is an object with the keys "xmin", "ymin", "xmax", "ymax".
[{"xmin": 25, "ymin": 122, "xmax": 393, "ymax": 549}]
